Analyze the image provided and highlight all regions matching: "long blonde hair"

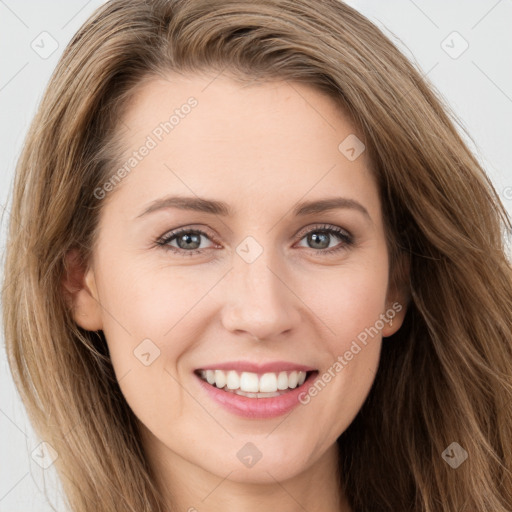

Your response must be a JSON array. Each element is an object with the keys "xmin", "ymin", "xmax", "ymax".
[{"xmin": 3, "ymin": 1, "xmax": 512, "ymax": 510}]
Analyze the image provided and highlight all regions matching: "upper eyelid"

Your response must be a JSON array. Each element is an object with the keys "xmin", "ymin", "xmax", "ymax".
[
  {"xmin": 295, "ymin": 223, "xmax": 351, "ymax": 239},
  {"xmin": 158, "ymin": 226, "xmax": 218, "ymax": 244}
]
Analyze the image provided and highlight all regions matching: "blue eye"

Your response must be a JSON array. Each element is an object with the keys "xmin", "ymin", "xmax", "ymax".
[
  {"xmin": 156, "ymin": 224, "xmax": 354, "ymax": 256},
  {"xmin": 157, "ymin": 228, "xmax": 215, "ymax": 256},
  {"xmin": 295, "ymin": 224, "xmax": 353, "ymax": 253}
]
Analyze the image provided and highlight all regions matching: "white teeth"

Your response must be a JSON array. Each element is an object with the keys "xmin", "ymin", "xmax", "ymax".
[
  {"xmin": 277, "ymin": 371, "xmax": 288, "ymax": 390},
  {"xmin": 259, "ymin": 373, "xmax": 277, "ymax": 393},
  {"xmin": 214, "ymin": 370, "xmax": 226, "ymax": 389},
  {"xmin": 198, "ymin": 369, "xmax": 309, "ymax": 393},
  {"xmin": 240, "ymin": 372, "xmax": 259, "ymax": 392},
  {"xmin": 226, "ymin": 370, "xmax": 239, "ymax": 390}
]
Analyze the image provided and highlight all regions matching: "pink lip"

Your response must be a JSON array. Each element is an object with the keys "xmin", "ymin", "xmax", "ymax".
[
  {"xmin": 196, "ymin": 360, "xmax": 316, "ymax": 374},
  {"xmin": 194, "ymin": 370, "xmax": 319, "ymax": 419}
]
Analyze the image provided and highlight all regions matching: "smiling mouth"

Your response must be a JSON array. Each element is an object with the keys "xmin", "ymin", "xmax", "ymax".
[{"xmin": 194, "ymin": 369, "xmax": 317, "ymax": 398}]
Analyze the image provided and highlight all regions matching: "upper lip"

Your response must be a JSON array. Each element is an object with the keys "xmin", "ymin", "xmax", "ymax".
[{"xmin": 195, "ymin": 361, "xmax": 317, "ymax": 373}]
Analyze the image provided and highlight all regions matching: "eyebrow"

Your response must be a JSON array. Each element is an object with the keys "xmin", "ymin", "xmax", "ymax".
[
  {"xmin": 136, "ymin": 195, "xmax": 371, "ymax": 221},
  {"xmin": 136, "ymin": 196, "xmax": 232, "ymax": 218},
  {"xmin": 292, "ymin": 197, "xmax": 371, "ymax": 220}
]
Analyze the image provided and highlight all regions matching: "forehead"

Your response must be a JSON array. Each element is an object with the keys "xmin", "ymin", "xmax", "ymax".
[
  {"xmin": 122, "ymin": 73, "xmax": 356, "ymax": 149},
  {"xmin": 106, "ymin": 73, "xmax": 380, "ymax": 220}
]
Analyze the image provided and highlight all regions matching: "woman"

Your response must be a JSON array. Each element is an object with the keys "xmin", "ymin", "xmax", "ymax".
[{"xmin": 3, "ymin": 0, "xmax": 512, "ymax": 511}]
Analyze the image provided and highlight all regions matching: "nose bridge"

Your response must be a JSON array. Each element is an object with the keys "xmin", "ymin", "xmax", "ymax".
[{"xmin": 220, "ymin": 241, "xmax": 300, "ymax": 339}]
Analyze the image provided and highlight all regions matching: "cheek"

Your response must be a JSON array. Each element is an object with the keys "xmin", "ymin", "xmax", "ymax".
[
  {"xmin": 91, "ymin": 254, "xmax": 209, "ymax": 420},
  {"xmin": 295, "ymin": 253, "xmax": 388, "ymax": 426},
  {"xmin": 97, "ymin": 250, "xmax": 212, "ymax": 340},
  {"xmin": 299, "ymin": 255, "xmax": 389, "ymax": 349}
]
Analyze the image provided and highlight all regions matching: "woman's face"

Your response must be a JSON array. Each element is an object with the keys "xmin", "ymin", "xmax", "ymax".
[{"xmin": 69, "ymin": 73, "xmax": 406, "ymax": 486}]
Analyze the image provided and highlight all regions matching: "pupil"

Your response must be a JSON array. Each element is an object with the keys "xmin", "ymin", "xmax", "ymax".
[
  {"xmin": 309, "ymin": 232, "xmax": 329, "ymax": 249},
  {"xmin": 178, "ymin": 233, "xmax": 200, "ymax": 250}
]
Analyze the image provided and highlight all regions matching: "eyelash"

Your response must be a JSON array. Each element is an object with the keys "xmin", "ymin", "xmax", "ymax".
[{"xmin": 155, "ymin": 224, "xmax": 354, "ymax": 257}]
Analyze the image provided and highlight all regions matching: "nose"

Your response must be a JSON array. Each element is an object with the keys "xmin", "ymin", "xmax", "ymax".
[{"xmin": 219, "ymin": 249, "xmax": 302, "ymax": 341}]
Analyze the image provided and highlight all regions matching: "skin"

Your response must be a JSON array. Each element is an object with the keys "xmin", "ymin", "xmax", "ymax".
[{"xmin": 65, "ymin": 73, "xmax": 408, "ymax": 512}]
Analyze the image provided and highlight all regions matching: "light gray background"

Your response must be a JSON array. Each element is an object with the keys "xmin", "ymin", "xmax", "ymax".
[{"xmin": 1, "ymin": 1, "xmax": 511, "ymax": 510}]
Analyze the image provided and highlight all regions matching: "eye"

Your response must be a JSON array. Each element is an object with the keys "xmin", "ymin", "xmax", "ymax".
[
  {"xmin": 156, "ymin": 223, "xmax": 354, "ymax": 257},
  {"xmin": 295, "ymin": 224, "xmax": 354, "ymax": 254},
  {"xmin": 156, "ymin": 227, "xmax": 217, "ymax": 256}
]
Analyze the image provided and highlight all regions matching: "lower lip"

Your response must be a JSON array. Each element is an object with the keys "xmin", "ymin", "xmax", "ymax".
[{"xmin": 194, "ymin": 371, "xmax": 318, "ymax": 419}]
